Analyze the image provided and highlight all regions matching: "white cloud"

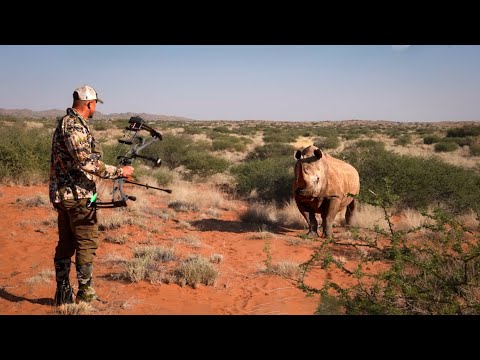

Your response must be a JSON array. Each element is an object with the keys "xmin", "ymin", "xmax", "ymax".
[{"xmin": 392, "ymin": 45, "xmax": 411, "ymax": 51}]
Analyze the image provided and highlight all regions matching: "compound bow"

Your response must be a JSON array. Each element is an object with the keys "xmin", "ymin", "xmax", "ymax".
[{"xmin": 91, "ymin": 116, "xmax": 172, "ymax": 209}]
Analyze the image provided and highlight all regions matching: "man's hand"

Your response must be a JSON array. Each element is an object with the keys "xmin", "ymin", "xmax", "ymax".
[{"xmin": 121, "ymin": 165, "xmax": 134, "ymax": 180}]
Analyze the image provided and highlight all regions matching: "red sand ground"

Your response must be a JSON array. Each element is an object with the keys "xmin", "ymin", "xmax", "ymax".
[{"xmin": 0, "ymin": 184, "xmax": 362, "ymax": 315}]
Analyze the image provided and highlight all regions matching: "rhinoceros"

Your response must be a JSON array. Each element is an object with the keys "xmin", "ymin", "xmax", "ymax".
[{"xmin": 293, "ymin": 145, "xmax": 360, "ymax": 238}]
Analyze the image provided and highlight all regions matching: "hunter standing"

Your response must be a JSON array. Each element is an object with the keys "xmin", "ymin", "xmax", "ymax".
[{"xmin": 49, "ymin": 85, "xmax": 134, "ymax": 305}]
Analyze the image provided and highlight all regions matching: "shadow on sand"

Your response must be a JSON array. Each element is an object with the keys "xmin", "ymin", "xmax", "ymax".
[
  {"xmin": 190, "ymin": 218, "xmax": 295, "ymax": 236},
  {"xmin": 0, "ymin": 287, "xmax": 52, "ymax": 306}
]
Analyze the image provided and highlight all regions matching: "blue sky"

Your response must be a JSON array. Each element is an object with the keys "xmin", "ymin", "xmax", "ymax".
[{"xmin": 0, "ymin": 45, "xmax": 479, "ymax": 122}]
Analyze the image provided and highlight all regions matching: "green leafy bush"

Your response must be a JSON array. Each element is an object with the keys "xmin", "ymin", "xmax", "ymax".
[
  {"xmin": 423, "ymin": 135, "xmax": 441, "ymax": 144},
  {"xmin": 447, "ymin": 125, "xmax": 480, "ymax": 138},
  {"xmin": 246, "ymin": 143, "xmax": 295, "ymax": 161},
  {"xmin": 298, "ymin": 185, "xmax": 480, "ymax": 315},
  {"xmin": 212, "ymin": 135, "xmax": 249, "ymax": 152},
  {"xmin": 393, "ymin": 134, "xmax": 412, "ymax": 146},
  {"xmin": 0, "ymin": 121, "xmax": 51, "ymax": 184},
  {"xmin": 182, "ymin": 152, "xmax": 231, "ymax": 178},
  {"xmin": 469, "ymin": 142, "xmax": 480, "ymax": 156},
  {"xmin": 340, "ymin": 142, "xmax": 480, "ymax": 214},
  {"xmin": 231, "ymin": 157, "xmax": 293, "ymax": 202},
  {"xmin": 434, "ymin": 142, "xmax": 458, "ymax": 152},
  {"xmin": 315, "ymin": 136, "xmax": 340, "ymax": 149}
]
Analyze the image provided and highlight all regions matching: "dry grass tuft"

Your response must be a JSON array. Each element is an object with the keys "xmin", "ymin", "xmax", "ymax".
[
  {"xmin": 250, "ymin": 230, "xmax": 274, "ymax": 240},
  {"xmin": 54, "ymin": 302, "xmax": 96, "ymax": 315},
  {"xmin": 40, "ymin": 209, "xmax": 57, "ymax": 227},
  {"xmin": 100, "ymin": 253, "xmax": 128, "ymax": 264},
  {"xmin": 173, "ymin": 234, "xmax": 202, "ymax": 248},
  {"xmin": 395, "ymin": 208, "xmax": 434, "ymax": 231},
  {"xmin": 261, "ymin": 261, "xmax": 301, "ymax": 279},
  {"xmin": 457, "ymin": 209, "xmax": 480, "ymax": 230},
  {"xmin": 173, "ymin": 254, "xmax": 218, "ymax": 288},
  {"xmin": 120, "ymin": 245, "xmax": 177, "ymax": 284},
  {"xmin": 98, "ymin": 208, "xmax": 143, "ymax": 230},
  {"xmin": 355, "ymin": 204, "xmax": 390, "ymax": 231},
  {"xmin": 103, "ymin": 234, "xmax": 129, "ymax": 245},
  {"xmin": 276, "ymin": 198, "xmax": 307, "ymax": 229},
  {"xmin": 210, "ymin": 254, "xmax": 224, "ymax": 264},
  {"xmin": 133, "ymin": 245, "xmax": 177, "ymax": 262},
  {"xmin": 169, "ymin": 181, "xmax": 230, "ymax": 210},
  {"xmin": 240, "ymin": 202, "xmax": 277, "ymax": 225},
  {"xmin": 15, "ymin": 193, "xmax": 49, "ymax": 207},
  {"xmin": 25, "ymin": 269, "xmax": 54, "ymax": 286}
]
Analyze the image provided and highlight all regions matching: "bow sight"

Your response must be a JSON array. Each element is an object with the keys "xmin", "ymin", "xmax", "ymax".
[{"xmin": 93, "ymin": 116, "xmax": 172, "ymax": 208}]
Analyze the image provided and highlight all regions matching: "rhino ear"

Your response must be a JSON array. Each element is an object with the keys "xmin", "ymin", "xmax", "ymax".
[
  {"xmin": 314, "ymin": 148, "xmax": 323, "ymax": 159},
  {"xmin": 295, "ymin": 150, "xmax": 302, "ymax": 160}
]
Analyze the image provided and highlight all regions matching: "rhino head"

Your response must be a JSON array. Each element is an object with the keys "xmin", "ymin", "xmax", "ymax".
[{"xmin": 293, "ymin": 145, "xmax": 327, "ymax": 198}]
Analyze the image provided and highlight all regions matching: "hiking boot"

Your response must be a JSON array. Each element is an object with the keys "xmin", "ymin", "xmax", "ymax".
[
  {"xmin": 54, "ymin": 258, "xmax": 74, "ymax": 306},
  {"xmin": 54, "ymin": 284, "xmax": 74, "ymax": 306},
  {"xmin": 75, "ymin": 285, "xmax": 98, "ymax": 303}
]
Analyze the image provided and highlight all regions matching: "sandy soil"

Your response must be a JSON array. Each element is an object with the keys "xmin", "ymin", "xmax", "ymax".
[{"xmin": 0, "ymin": 183, "xmax": 361, "ymax": 316}]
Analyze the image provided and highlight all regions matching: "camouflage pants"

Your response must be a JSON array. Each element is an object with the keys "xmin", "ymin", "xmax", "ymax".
[{"xmin": 53, "ymin": 198, "xmax": 98, "ymax": 266}]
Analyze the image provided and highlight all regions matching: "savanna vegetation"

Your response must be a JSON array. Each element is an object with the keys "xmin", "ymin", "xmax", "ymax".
[{"xmin": 2, "ymin": 114, "xmax": 479, "ymax": 314}]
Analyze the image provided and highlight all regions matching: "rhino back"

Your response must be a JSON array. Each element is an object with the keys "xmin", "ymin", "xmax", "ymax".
[{"xmin": 323, "ymin": 154, "xmax": 360, "ymax": 201}]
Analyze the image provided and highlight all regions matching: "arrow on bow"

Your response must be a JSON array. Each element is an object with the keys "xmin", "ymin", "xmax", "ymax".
[{"xmin": 91, "ymin": 116, "xmax": 172, "ymax": 209}]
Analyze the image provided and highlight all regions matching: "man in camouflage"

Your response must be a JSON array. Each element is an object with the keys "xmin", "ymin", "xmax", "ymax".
[{"xmin": 49, "ymin": 85, "xmax": 134, "ymax": 306}]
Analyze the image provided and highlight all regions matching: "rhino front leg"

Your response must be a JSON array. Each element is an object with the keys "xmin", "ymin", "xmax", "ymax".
[
  {"xmin": 306, "ymin": 211, "xmax": 319, "ymax": 238},
  {"xmin": 296, "ymin": 200, "xmax": 319, "ymax": 238},
  {"xmin": 321, "ymin": 199, "xmax": 339, "ymax": 238}
]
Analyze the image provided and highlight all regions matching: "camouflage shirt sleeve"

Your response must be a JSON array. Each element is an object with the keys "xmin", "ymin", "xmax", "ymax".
[{"xmin": 62, "ymin": 115, "xmax": 123, "ymax": 179}]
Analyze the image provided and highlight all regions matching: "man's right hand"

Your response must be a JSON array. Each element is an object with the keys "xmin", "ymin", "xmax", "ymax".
[{"xmin": 121, "ymin": 165, "xmax": 134, "ymax": 179}]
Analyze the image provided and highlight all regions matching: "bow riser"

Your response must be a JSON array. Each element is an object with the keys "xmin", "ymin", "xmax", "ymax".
[{"xmin": 91, "ymin": 116, "xmax": 171, "ymax": 208}]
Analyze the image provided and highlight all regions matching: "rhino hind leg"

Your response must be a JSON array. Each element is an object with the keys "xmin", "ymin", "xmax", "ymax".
[{"xmin": 345, "ymin": 199, "xmax": 357, "ymax": 226}]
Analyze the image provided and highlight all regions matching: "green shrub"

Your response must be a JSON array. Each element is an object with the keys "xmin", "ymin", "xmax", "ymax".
[
  {"xmin": 246, "ymin": 143, "xmax": 295, "ymax": 161},
  {"xmin": 385, "ymin": 129, "xmax": 402, "ymax": 138},
  {"xmin": 354, "ymin": 139, "xmax": 386, "ymax": 151},
  {"xmin": 434, "ymin": 142, "xmax": 458, "ymax": 152},
  {"xmin": 315, "ymin": 136, "xmax": 340, "ymax": 150},
  {"xmin": 340, "ymin": 143, "xmax": 480, "ymax": 214},
  {"xmin": 231, "ymin": 157, "xmax": 293, "ymax": 202},
  {"xmin": 393, "ymin": 134, "xmax": 412, "ymax": 146},
  {"xmin": 423, "ymin": 135, "xmax": 441, "ymax": 144},
  {"xmin": 442, "ymin": 137, "xmax": 471, "ymax": 147},
  {"xmin": 212, "ymin": 135, "xmax": 249, "ymax": 152},
  {"xmin": 141, "ymin": 134, "xmax": 207, "ymax": 170},
  {"xmin": 0, "ymin": 121, "xmax": 51, "ymax": 184},
  {"xmin": 299, "ymin": 193, "xmax": 480, "ymax": 315},
  {"xmin": 470, "ymin": 142, "xmax": 480, "ymax": 156},
  {"xmin": 183, "ymin": 126, "xmax": 203, "ymax": 135},
  {"xmin": 92, "ymin": 122, "xmax": 108, "ymax": 131},
  {"xmin": 262, "ymin": 129, "xmax": 299, "ymax": 144},
  {"xmin": 342, "ymin": 132, "xmax": 361, "ymax": 140},
  {"xmin": 235, "ymin": 126, "xmax": 258, "ymax": 136},
  {"xmin": 447, "ymin": 125, "xmax": 480, "ymax": 138},
  {"xmin": 312, "ymin": 128, "xmax": 339, "ymax": 138},
  {"xmin": 110, "ymin": 118, "xmax": 130, "ymax": 129},
  {"xmin": 182, "ymin": 152, "xmax": 231, "ymax": 178},
  {"xmin": 212, "ymin": 125, "xmax": 232, "ymax": 134}
]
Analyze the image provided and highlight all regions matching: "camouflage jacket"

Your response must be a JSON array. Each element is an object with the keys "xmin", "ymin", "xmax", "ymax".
[{"xmin": 49, "ymin": 108, "xmax": 123, "ymax": 203}]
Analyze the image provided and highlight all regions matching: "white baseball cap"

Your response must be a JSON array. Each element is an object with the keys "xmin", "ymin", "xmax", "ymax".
[{"xmin": 73, "ymin": 85, "xmax": 104, "ymax": 103}]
